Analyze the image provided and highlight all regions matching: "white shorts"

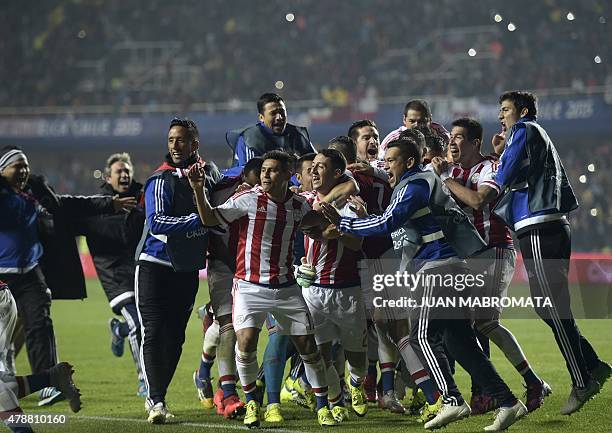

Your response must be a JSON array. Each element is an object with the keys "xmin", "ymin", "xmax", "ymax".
[
  {"xmin": 232, "ymin": 279, "xmax": 314, "ymax": 336},
  {"xmin": 207, "ymin": 259, "xmax": 234, "ymax": 317},
  {"xmin": 302, "ymin": 285, "xmax": 367, "ymax": 352},
  {"xmin": 468, "ymin": 247, "xmax": 516, "ymax": 319}
]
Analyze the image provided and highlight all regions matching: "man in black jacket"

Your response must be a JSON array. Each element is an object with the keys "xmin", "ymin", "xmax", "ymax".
[
  {"xmin": 73, "ymin": 152, "xmax": 146, "ymax": 397},
  {"xmin": 0, "ymin": 145, "xmax": 134, "ymax": 408}
]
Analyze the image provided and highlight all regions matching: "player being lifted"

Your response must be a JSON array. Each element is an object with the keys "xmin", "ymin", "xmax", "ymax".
[{"xmin": 187, "ymin": 150, "xmax": 336, "ymax": 428}]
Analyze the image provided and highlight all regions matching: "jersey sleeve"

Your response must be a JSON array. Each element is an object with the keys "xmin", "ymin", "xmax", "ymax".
[
  {"xmin": 479, "ymin": 161, "xmax": 501, "ymax": 194},
  {"xmin": 215, "ymin": 191, "xmax": 252, "ymax": 225}
]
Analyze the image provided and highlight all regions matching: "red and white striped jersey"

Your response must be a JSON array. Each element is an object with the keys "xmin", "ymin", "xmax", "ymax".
[
  {"xmin": 447, "ymin": 156, "xmax": 513, "ymax": 249},
  {"xmin": 215, "ymin": 186, "xmax": 311, "ymax": 286},
  {"xmin": 301, "ymin": 192, "xmax": 362, "ymax": 287}
]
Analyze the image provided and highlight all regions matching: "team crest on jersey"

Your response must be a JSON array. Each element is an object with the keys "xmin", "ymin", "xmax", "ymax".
[
  {"xmin": 470, "ymin": 172, "xmax": 480, "ymax": 184},
  {"xmin": 257, "ymin": 206, "xmax": 267, "ymax": 213}
]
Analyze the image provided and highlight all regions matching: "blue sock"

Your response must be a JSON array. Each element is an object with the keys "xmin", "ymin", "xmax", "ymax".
[
  {"xmin": 221, "ymin": 379, "xmax": 237, "ymax": 398},
  {"xmin": 381, "ymin": 370, "xmax": 394, "ymax": 393},
  {"xmin": 27, "ymin": 372, "xmax": 50, "ymax": 393},
  {"xmin": 315, "ymin": 394, "xmax": 328, "ymax": 411},
  {"xmin": 418, "ymin": 378, "xmax": 441, "ymax": 405},
  {"xmin": 198, "ymin": 354, "xmax": 214, "ymax": 380},
  {"xmin": 263, "ymin": 333, "xmax": 289, "ymax": 401},
  {"xmin": 367, "ymin": 361, "xmax": 377, "ymax": 377},
  {"xmin": 245, "ymin": 391, "xmax": 256, "ymax": 403}
]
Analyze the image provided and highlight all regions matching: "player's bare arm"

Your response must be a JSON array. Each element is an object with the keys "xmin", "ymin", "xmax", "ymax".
[
  {"xmin": 318, "ymin": 175, "xmax": 359, "ymax": 208},
  {"xmin": 431, "ymin": 157, "xmax": 498, "ymax": 210},
  {"xmin": 445, "ymin": 180, "xmax": 497, "ymax": 211},
  {"xmin": 187, "ymin": 163, "xmax": 221, "ymax": 226}
]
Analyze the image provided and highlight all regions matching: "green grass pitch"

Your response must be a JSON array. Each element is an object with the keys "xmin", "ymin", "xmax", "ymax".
[{"xmin": 15, "ymin": 279, "xmax": 612, "ymax": 432}]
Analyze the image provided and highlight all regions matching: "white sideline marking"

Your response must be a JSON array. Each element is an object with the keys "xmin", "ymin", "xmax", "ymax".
[{"xmin": 71, "ymin": 415, "xmax": 310, "ymax": 432}]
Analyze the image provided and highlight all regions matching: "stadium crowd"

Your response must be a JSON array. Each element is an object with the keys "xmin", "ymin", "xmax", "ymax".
[{"xmin": 2, "ymin": 0, "xmax": 610, "ymax": 108}]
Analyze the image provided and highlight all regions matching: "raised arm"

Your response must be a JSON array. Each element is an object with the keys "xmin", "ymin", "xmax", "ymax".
[
  {"xmin": 442, "ymin": 180, "xmax": 497, "ymax": 211},
  {"xmin": 319, "ymin": 175, "xmax": 359, "ymax": 208},
  {"xmin": 188, "ymin": 164, "xmax": 221, "ymax": 226}
]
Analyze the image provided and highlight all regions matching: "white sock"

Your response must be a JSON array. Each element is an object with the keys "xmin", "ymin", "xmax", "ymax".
[
  {"xmin": 235, "ymin": 346, "xmax": 258, "ymax": 395},
  {"xmin": 217, "ymin": 323, "xmax": 237, "ymax": 387}
]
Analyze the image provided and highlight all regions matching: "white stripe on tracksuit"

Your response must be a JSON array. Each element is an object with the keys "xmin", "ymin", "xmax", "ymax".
[
  {"xmin": 134, "ymin": 265, "xmax": 153, "ymax": 406},
  {"xmin": 417, "ymin": 280, "xmax": 450, "ymax": 399},
  {"xmin": 347, "ymin": 185, "xmax": 408, "ymax": 231},
  {"xmin": 121, "ymin": 306, "xmax": 144, "ymax": 381},
  {"xmin": 154, "ymin": 178, "xmax": 164, "ymax": 214},
  {"xmin": 530, "ymin": 230, "xmax": 584, "ymax": 388}
]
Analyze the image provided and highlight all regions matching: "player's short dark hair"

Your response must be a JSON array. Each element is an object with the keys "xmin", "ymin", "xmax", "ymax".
[
  {"xmin": 243, "ymin": 157, "xmax": 264, "ymax": 177},
  {"xmin": 328, "ymin": 136, "xmax": 357, "ymax": 164},
  {"xmin": 257, "ymin": 93, "xmax": 285, "ymax": 114},
  {"xmin": 403, "ymin": 99, "xmax": 432, "ymax": 122},
  {"xmin": 499, "ymin": 91, "xmax": 538, "ymax": 117},
  {"xmin": 387, "ymin": 136, "xmax": 423, "ymax": 165},
  {"xmin": 169, "ymin": 117, "xmax": 199, "ymax": 144},
  {"xmin": 451, "ymin": 118, "xmax": 483, "ymax": 142},
  {"xmin": 105, "ymin": 152, "xmax": 133, "ymax": 178},
  {"xmin": 347, "ymin": 119, "xmax": 377, "ymax": 142},
  {"xmin": 296, "ymin": 152, "xmax": 316, "ymax": 174},
  {"xmin": 399, "ymin": 128, "xmax": 426, "ymax": 149},
  {"xmin": 262, "ymin": 150, "xmax": 295, "ymax": 173},
  {"xmin": 317, "ymin": 148, "xmax": 347, "ymax": 173},
  {"xmin": 414, "ymin": 125, "xmax": 446, "ymax": 157}
]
